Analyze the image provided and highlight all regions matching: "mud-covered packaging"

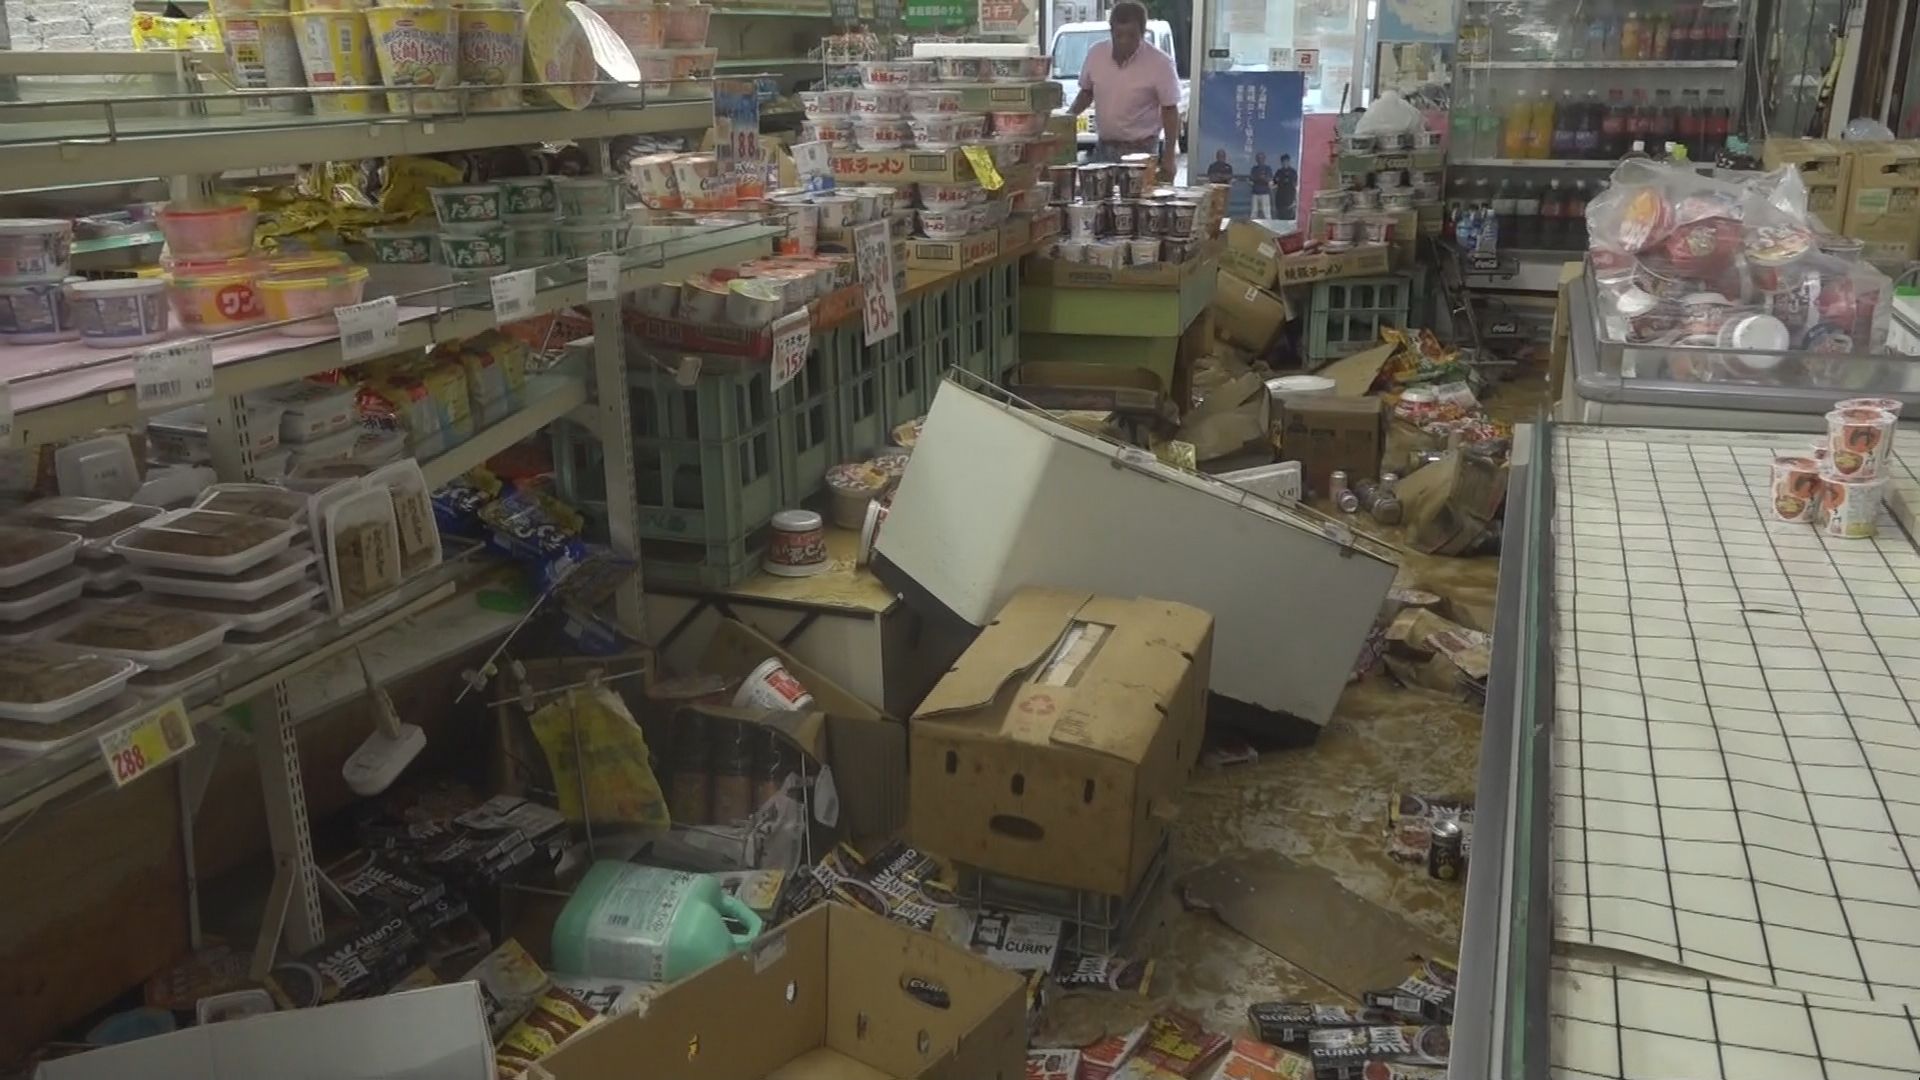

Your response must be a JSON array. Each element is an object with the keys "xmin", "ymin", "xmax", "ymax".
[
  {"xmin": 1246, "ymin": 1004, "xmax": 1407, "ymax": 1050},
  {"xmin": 1057, "ymin": 951, "xmax": 1156, "ymax": 994},
  {"xmin": 493, "ymin": 986, "xmax": 599, "ymax": 1079},
  {"xmin": 1027, "ymin": 1047, "xmax": 1081, "ymax": 1079},
  {"xmin": 1306, "ymin": 1025, "xmax": 1450, "ymax": 1080},
  {"xmin": 460, "ymin": 939, "xmax": 550, "ymax": 1039},
  {"xmin": 1361, "ymin": 958, "xmax": 1459, "ymax": 1022},
  {"xmin": 1128, "ymin": 1010, "xmax": 1232, "ymax": 1077},
  {"xmin": 1080, "ymin": 1024, "xmax": 1148, "ymax": 1080}
]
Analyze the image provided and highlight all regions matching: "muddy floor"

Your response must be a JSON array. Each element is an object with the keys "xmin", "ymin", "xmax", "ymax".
[{"xmin": 1032, "ymin": 372, "xmax": 1546, "ymax": 1046}]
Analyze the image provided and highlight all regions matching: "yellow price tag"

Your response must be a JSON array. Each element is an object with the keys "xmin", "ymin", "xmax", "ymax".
[
  {"xmin": 98, "ymin": 698, "xmax": 194, "ymax": 787},
  {"xmin": 961, "ymin": 146, "xmax": 1004, "ymax": 191}
]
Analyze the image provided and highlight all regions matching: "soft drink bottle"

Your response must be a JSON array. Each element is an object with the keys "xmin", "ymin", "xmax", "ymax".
[
  {"xmin": 1551, "ymin": 89, "xmax": 1579, "ymax": 157},
  {"xmin": 1586, "ymin": 4, "xmax": 1612, "ymax": 59},
  {"xmin": 1707, "ymin": 8, "xmax": 1730, "ymax": 58},
  {"xmin": 1575, "ymin": 89, "xmax": 1602, "ymax": 157},
  {"xmin": 1514, "ymin": 178, "xmax": 1541, "ymax": 248},
  {"xmin": 1705, "ymin": 88, "xmax": 1730, "ymax": 158},
  {"xmin": 1565, "ymin": 180, "xmax": 1590, "ymax": 250},
  {"xmin": 1677, "ymin": 88, "xmax": 1703, "ymax": 157},
  {"xmin": 1649, "ymin": 88, "xmax": 1675, "ymax": 151},
  {"xmin": 1540, "ymin": 179, "xmax": 1566, "ymax": 250},
  {"xmin": 1619, "ymin": 10, "xmax": 1643, "ymax": 59},
  {"xmin": 1492, "ymin": 177, "xmax": 1517, "ymax": 243},
  {"xmin": 1673, "ymin": 4, "xmax": 1698, "ymax": 59},
  {"xmin": 1601, "ymin": 88, "xmax": 1628, "ymax": 157},
  {"xmin": 1503, "ymin": 94, "xmax": 1533, "ymax": 158},
  {"xmin": 1529, "ymin": 89, "xmax": 1556, "ymax": 159},
  {"xmin": 1650, "ymin": 10, "xmax": 1671, "ymax": 58},
  {"xmin": 1628, "ymin": 88, "xmax": 1653, "ymax": 147}
]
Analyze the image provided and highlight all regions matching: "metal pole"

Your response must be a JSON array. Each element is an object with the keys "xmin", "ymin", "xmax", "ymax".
[{"xmin": 253, "ymin": 683, "xmax": 325, "ymax": 956}]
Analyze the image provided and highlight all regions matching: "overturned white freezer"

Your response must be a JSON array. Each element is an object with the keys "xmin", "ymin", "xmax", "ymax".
[{"xmin": 874, "ymin": 381, "xmax": 1399, "ymax": 728}]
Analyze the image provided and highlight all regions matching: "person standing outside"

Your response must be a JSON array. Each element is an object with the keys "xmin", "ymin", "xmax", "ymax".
[
  {"xmin": 1248, "ymin": 151, "xmax": 1274, "ymax": 219},
  {"xmin": 1205, "ymin": 148, "xmax": 1235, "ymax": 184},
  {"xmin": 1273, "ymin": 152, "xmax": 1298, "ymax": 220},
  {"xmin": 1066, "ymin": 1, "xmax": 1180, "ymax": 180}
]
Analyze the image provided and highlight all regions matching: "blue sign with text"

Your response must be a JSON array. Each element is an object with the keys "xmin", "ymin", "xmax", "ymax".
[{"xmin": 1196, "ymin": 70, "xmax": 1306, "ymax": 222}]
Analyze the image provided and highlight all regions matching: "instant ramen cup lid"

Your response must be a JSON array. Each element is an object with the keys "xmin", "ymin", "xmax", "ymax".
[
  {"xmin": 1715, "ymin": 313, "xmax": 1790, "ymax": 354},
  {"xmin": 1744, "ymin": 223, "xmax": 1814, "ymax": 265},
  {"xmin": 1616, "ymin": 187, "xmax": 1673, "ymax": 253},
  {"xmin": 1614, "ymin": 287, "xmax": 1659, "ymax": 317}
]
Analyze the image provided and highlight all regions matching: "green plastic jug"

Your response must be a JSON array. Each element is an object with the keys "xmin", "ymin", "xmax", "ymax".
[{"xmin": 551, "ymin": 862, "xmax": 763, "ymax": 982}]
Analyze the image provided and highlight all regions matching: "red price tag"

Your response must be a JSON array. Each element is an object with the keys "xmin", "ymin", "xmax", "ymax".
[{"xmin": 97, "ymin": 698, "xmax": 192, "ymax": 788}]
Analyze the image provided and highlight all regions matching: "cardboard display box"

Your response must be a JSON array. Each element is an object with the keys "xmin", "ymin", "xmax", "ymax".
[
  {"xmin": 1211, "ymin": 269, "xmax": 1292, "ymax": 354},
  {"xmin": 1022, "ymin": 243, "xmax": 1217, "ymax": 289},
  {"xmin": 623, "ymin": 285, "xmax": 862, "ymax": 359},
  {"xmin": 1281, "ymin": 395, "xmax": 1385, "ymax": 497},
  {"xmin": 1763, "ymin": 138, "xmax": 1851, "ymax": 232},
  {"xmin": 1307, "ymin": 207, "xmax": 1417, "ymax": 265},
  {"xmin": 1842, "ymin": 140, "xmax": 1920, "ymax": 267},
  {"xmin": 1007, "ymin": 361, "xmax": 1174, "ymax": 416},
  {"xmin": 539, "ymin": 904, "xmax": 1029, "ymax": 1080},
  {"xmin": 1277, "ymin": 244, "xmax": 1393, "ymax": 287},
  {"xmin": 1019, "ymin": 306, "xmax": 1207, "ymax": 409},
  {"xmin": 1020, "ymin": 257, "xmax": 1214, "ymax": 337},
  {"xmin": 909, "ymin": 588, "xmax": 1213, "ymax": 896},
  {"xmin": 950, "ymin": 81, "xmax": 1064, "ymax": 113},
  {"xmin": 905, "ymin": 231, "xmax": 1001, "ymax": 271},
  {"xmin": 833, "ymin": 148, "xmax": 972, "ymax": 183},
  {"xmin": 1219, "ymin": 221, "xmax": 1393, "ymax": 288}
]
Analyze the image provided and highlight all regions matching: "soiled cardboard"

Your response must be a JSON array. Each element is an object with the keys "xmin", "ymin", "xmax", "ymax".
[
  {"xmin": 1763, "ymin": 138, "xmax": 1851, "ymax": 231},
  {"xmin": 1275, "ymin": 244, "xmax": 1392, "ymax": 287},
  {"xmin": 538, "ymin": 904, "xmax": 1028, "ymax": 1080},
  {"xmin": 1008, "ymin": 361, "xmax": 1175, "ymax": 417},
  {"xmin": 1024, "ymin": 244, "xmax": 1217, "ymax": 289},
  {"xmin": 1280, "ymin": 396, "xmax": 1384, "ymax": 497},
  {"xmin": 1842, "ymin": 141, "xmax": 1920, "ymax": 266},
  {"xmin": 1178, "ymin": 371, "xmax": 1273, "ymax": 463},
  {"xmin": 701, "ymin": 619, "xmax": 906, "ymax": 840},
  {"xmin": 1317, "ymin": 343, "xmax": 1396, "ymax": 397},
  {"xmin": 1211, "ymin": 269, "xmax": 1292, "ymax": 354},
  {"xmin": 909, "ymin": 588, "xmax": 1214, "ymax": 896},
  {"xmin": 1218, "ymin": 220, "xmax": 1290, "ymax": 288}
]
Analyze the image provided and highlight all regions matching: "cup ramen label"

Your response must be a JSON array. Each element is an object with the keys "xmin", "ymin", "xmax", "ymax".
[
  {"xmin": 1828, "ymin": 408, "xmax": 1893, "ymax": 478},
  {"xmin": 1618, "ymin": 188, "xmax": 1667, "ymax": 251},
  {"xmin": 1770, "ymin": 456, "xmax": 1821, "ymax": 523},
  {"xmin": 1746, "ymin": 223, "xmax": 1812, "ymax": 264},
  {"xmin": 1820, "ymin": 479, "xmax": 1884, "ymax": 539},
  {"xmin": 380, "ymin": 24, "xmax": 456, "ymax": 73}
]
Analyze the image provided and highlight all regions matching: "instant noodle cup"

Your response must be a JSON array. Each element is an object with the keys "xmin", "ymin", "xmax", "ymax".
[
  {"xmin": 1615, "ymin": 187, "xmax": 1673, "ymax": 253},
  {"xmin": 526, "ymin": 0, "xmax": 601, "ymax": 109},
  {"xmin": 1744, "ymin": 224, "xmax": 1814, "ymax": 290},
  {"xmin": 1662, "ymin": 216, "xmax": 1739, "ymax": 276},
  {"xmin": 627, "ymin": 153, "xmax": 682, "ymax": 209},
  {"xmin": 1826, "ymin": 406, "xmax": 1896, "ymax": 479},
  {"xmin": 365, "ymin": 5, "xmax": 460, "ymax": 115},
  {"xmin": 291, "ymin": 9, "xmax": 385, "ymax": 115},
  {"xmin": 166, "ymin": 257, "xmax": 265, "ymax": 330},
  {"xmin": 216, "ymin": 10, "xmax": 308, "ymax": 113},
  {"xmin": 1769, "ymin": 454, "xmax": 1822, "ymax": 523},
  {"xmin": 1818, "ymin": 473, "xmax": 1886, "ymax": 539},
  {"xmin": 1837, "ymin": 397, "xmax": 1903, "ymax": 417},
  {"xmin": 456, "ymin": 6, "xmax": 527, "ymax": 111}
]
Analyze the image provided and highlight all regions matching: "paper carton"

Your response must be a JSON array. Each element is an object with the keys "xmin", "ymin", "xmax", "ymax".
[
  {"xmin": 1281, "ymin": 396, "xmax": 1384, "ymax": 497},
  {"xmin": 909, "ymin": 588, "xmax": 1213, "ymax": 896},
  {"xmin": 1211, "ymin": 270, "xmax": 1292, "ymax": 353},
  {"xmin": 1008, "ymin": 361, "xmax": 1175, "ymax": 416},
  {"xmin": 1219, "ymin": 220, "xmax": 1290, "ymax": 288},
  {"xmin": 1024, "ymin": 244, "xmax": 1217, "ymax": 288},
  {"xmin": 905, "ymin": 231, "xmax": 1001, "ymax": 271},
  {"xmin": 538, "ymin": 904, "xmax": 1028, "ymax": 1080},
  {"xmin": 1763, "ymin": 138, "xmax": 1851, "ymax": 232},
  {"xmin": 1275, "ymin": 244, "xmax": 1393, "ymax": 286},
  {"xmin": 833, "ymin": 148, "xmax": 973, "ymax": 183},
  {"xmin": 1842, "ymin": 141, "xmax": 1920, "ymax": 266}
]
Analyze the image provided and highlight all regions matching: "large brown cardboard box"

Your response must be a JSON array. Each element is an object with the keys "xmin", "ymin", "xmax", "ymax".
[
  {"xmin": 538, "ymin": 904, "xmax": 1028, "ymax": 1080},
  {"xmin": 1843, "ymin": 141, "xmax": 1920, "ymax": 267},
  {"xmin": 908, "ymin": 588, "xmax": 1214, "ymax": 897},
  {"xmin": 1219, "ymin": 219, "xmax": 1289, "ymax": 288},
  {"xmin": 1281, "ymin": 396, "xmax": 1385, "ymax": 497},
  {"xmin": 1211, "ymin": 269, "xmax": 1292, "ymax": 353},
  {"xmin": 1763, "ymin": 138, "xmax": 1851, "ymax": 231}
]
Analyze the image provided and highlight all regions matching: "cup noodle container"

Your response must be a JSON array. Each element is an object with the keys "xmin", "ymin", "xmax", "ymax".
[
  {"xmin": 629, "ymin": 153, "xmax": 682, "ymax": 210},
  {"xmin": 216, "ymin": 11, "xmax": 308, "ymax": 113},
  {"xmin": 776, "ymin": 203, "xmax": 819, "ymax": 256},
  {"xmin": 732, "ymin": 657, "xmax": 815, "ymax": 711},
  {"xmin": 291, "ymin": 10, "xmax": 385, "ymax": 116},
  {"xmin": 456, "ymin": 7, "xmax": 527, "ymax": 111},
  {"xmin": 1818, "ymin": 474, "xmax": 1886, "ymax": 539},
  {"xmin": 365, "ymin": 5, "xmax": 461, "ymax": 115},
  {"xmin": 1825, "ymin": 407, "xmax": 1896, "ymax": 480},
  {"xmin": 1770, "ymin": 454, "xmax": 1822, "ymax": 524},
  {"xmin": 1837, "ymin": 397, "xmax": 1904, "ymax": 417}
]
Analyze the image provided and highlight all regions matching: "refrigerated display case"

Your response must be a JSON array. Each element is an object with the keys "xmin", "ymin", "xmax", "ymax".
[{"xmin": 1447, "ymin": 0, "xmax": 1751, "ymax": 290}]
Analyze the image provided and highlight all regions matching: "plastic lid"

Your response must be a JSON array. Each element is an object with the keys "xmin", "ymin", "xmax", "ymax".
[
  {"xmin": 260, "ymin": 264, "xmax": 368, "ymax": 290},
  {"xmin": 1612, "ymin": 288, "xmax": 1659, "ymax": 317},
  {"xmin": 772, "ymin": 509, "xmax": 822, "ymax": 532},
  {"xmin": 69, "ymin": 277, "xmax": 164, "ymax": 295}
]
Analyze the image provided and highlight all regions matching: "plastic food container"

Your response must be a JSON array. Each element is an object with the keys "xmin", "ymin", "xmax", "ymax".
[
  {"xmin": 800, "ymin": 118, "xmax": 855, "ymax": 147},
  {"xmin": 553, "ymin": 176, "xmax": 626, "ymax": 219},
  {"xmin": 1819, "ymin": 474, "xmax": 1887, "ymax": 539},
  {"xmin": 0, "ymin": 566, "xmax": 87, "ymax": 623},
  {"xmin": 217, "ymin": 10, "xmax": 307, "ymax": 113},
  {"xmin": 908, "ymin": 114, "xmax": 961, "ymax": 147},
  {"xmin": 679, "ymin": 277, "xmax": 730, "ymax": 323},
  {"xmin": 852, "ymin": 115, "xmax": 913, "ymax": 150},
  {"xmin": 439, "ymin": 228, "xmax": 512, "ymax": 271},
  {"xmin": 919, "ymin": 208, "xmax": 975, "ymax": 240},
  {"xmin": 935, "ymin": 56, "xmax": 987, "ymax": 82},
  {"xmin": 10, "ymin": 498, "xmax": 161, "ymax": 560},
  {"xmin": 1827, "ymin": 406, "xmax": 1896, "ymax": 480},
  {"xmin": 499, "ymin": 177, "xmax": 557, "ymax": 219},
  {"xmin": 987, "ymin": 56, "xmax": 1048, "ymax": 82},
  {"xmin": 323, "ymin": 485, "xmax": 403, "ymax": 614},
  {"xmin": 59, "ymin": 604, "xmax": 229, "ymax": 672},
  {"xmin": 661, "ymin": 2, "xmax": 710, "ymax": 46},
  {"xmin": 259, "ymin": 264, "xmax": 368, "ymax": 336},
  {"xmin": 157, "ymin": 202, "xmax": 256, "ymax": 261},
  {"xmin": 916, "ymin": 181, "xmax": 977, "ymax": 209},
  {"xmin": 724, "ymin": 279, "xmax": 783, "ymax": 328},
  {"xmin": 165, "ymin": 256, "xmax": 265, "ymax": 330},
  {"xmin": 0, "ymin": 220, "xmax": 74, "ymax": 284},
  {"xmin": 290, "ymin": 9, "xmax": 385, "ymax": 117},
  {"xmin": 558, "ymin": 219, "xmax": 632, "ymax": 259},
  {"xmin": 112, "ymin": 509, "xmax": 299, "ymax": 576},
  {"xmin": 0, "ymin": 644, "xmax": 143, "ymax": 725},
  {"xmin": 510, "ymin": 222, "xmax": 558, "ymax": 267},
  {"xmin": 431, "ymin": 184, "xmax": 504, "ymax": 230},
  {"xmin": 1769, "ymin": 454, "xmax": 1821, "ymax": 523},
  {"xmin": 861, "ymin": 61, "xmax": 914, "ymax": 88},
  {"xmin": 628, "ymin": 153, "xmax": 683, "ymax": 210},
  {"xmin": 194, "ymin": 484, "xmax": 309, "ymax": 524},
  {"xmin": 907, "ymin": 90, "xmax": 962, "ymax": 115},
  {"xmin": 366, "ymin": 225, "xmax": 438, "ymax": 264},
  {"xmin": 0, "ymin": 527, "xmax": 83, "ymax": 589},
  {"xmin": 69, "ymin": 279, "xmax": 170, "ymax": 348},
  {"xmin": 849, "ymin": 89, "xmax": 907, "ymax": 116},
  {"xmin": 0, "ymin": 278, "xmax": 81, "ymax": 344},
  {"xmin": 227, "ymin": 608, "xmax": 323, "ymax": 654},
  {"xmin": 265, "ymin": 381, "xmax": 358, "ymax": 443},
  {"xmin": 133, "ymin": 547, "xmax": 317, "ymax": 603},
  {"xmin": 800, "ymin": 90, "xmax": 853, "ymax": 117},
  {"xmin": 953, "ymin": 112, "xmax": 987, "ymax": 140},
  {"xmin": 153, "ymin": 581, "xmax": 322, "ymax": 634}
]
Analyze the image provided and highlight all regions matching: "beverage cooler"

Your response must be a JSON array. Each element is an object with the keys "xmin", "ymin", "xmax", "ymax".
[{"xmin": 1447, "ymin": 0, "xmax": 1751, "ymax": 275}]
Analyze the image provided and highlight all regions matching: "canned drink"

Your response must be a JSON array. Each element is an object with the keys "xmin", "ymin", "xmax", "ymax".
[
  {"xmin": 1330, "ymin": 469, "xmax": 1350, "ymax": 495},
  {"xmin": 1429, "ymin": 817, "xmax": 1465, "ymax": 881}
]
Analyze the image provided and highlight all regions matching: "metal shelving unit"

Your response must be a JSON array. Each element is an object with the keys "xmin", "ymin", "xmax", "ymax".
[{"xmin": 0, "ymin": 70, "xmax": 779, "ymax": 975}]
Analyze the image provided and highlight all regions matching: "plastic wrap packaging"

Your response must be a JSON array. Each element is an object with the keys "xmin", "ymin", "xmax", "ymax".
[{"xmin": 1586, "ymin": 158, "xmax": 1893, "ymax": 367}]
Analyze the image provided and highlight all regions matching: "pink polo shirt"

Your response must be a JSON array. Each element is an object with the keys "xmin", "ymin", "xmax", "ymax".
[{"xmin": 1079, "ymin": 39, "xmax": 1180, "ymax": 143}]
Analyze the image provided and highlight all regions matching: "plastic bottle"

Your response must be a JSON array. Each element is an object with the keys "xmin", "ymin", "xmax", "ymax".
[
  {"xmin": 553, "ymin": 863, "xmax": 765, "ymax": 982},
  {"xmin": 1650, "ymin": 10, "xmax": 1671, "ymax": 59},
  {"xmin": 1601, "ymin": 87, "xmax": 1628, "ymax": 158},
  {"xmin": 1649, "ymin": 88, "xmax": 1676, "ymax": 151},
  {"xmin": 1628, "ymin": 88, "xmax": 1653, "ymax": 147},
  {"xmin": 1564, "ymin": 180, "xmax": 1590, "ymax": 250},
  {"xmin": 1491, "ymin": 177, "xmax": 1518, "ymax": 246},
  {"xmin": 1503, "ymin": 94, "xmax": 1534, "ymax": 159},
  {"xmin": 1586, "ymin": 4, "xmax": 1612, "ymax": 60},
  {"xmin": 1619, "ymin": 10, "xmax": 1643, "ymax": 59},
  {"xmin": 1677, "ymin": 88, "xmax": 1703, "ymax": 157},
  {"xmin": 1551, "ymin": 89, "xmax": 1579, "ymax": 157},
  {"xmin": 1540, "ymin": 178, "xmax": 1566, "ymax": 250},
  {"xmin": 1708, "ymin": 8, "xmax": 1730, "ymax": 58},
  {"xmin": 1705, "ymin": 88, "xmax": 1730, "ymax": 158},
  {"xmin": 1514, "ymin": 178, "xmax": 1541, "ymax": 249},
  {"xmin": 1529, "ymin": 88, "xmax": 1557, "ymax": 159},
  {"xmin": 1623, "ymin": 138, "xmax": 1651, "ymax": 161},
  {"xmin": 1673, "ymin": 4, "xmax": 1698, "ymax": 60},
  {"xmin": 1573, "ymin": 89, "xmax": 1602, "ymax": 158}
]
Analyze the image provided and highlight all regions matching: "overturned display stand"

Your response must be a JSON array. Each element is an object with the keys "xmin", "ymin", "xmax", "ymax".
[{"xmin": 871, "ymin": 379, "xmax": 1400, "ymax": 731}]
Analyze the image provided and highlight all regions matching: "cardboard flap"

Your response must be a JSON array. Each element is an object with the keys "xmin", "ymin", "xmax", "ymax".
[{"xmin": 913, "ymin": 588, "xmax": 1093, "ymax": 721}]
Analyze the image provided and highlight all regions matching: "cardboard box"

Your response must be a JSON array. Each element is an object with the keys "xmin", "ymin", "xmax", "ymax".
[
  {"xmin": 40, "ymin": 985, "xmax": 493, "ymax": 1080},
  {"xmin": 1023, "ymin": 243, "xmax": 1217, "ymax": 289},
  {"xmin": 1219, "ymin": 219, "xmax": 1289, "ymax": 288},
  {"xmin": 1008, "ymin": 361, "xmax": 1175, "ymax": 416},
  {"xmin": 539, "ymin": 904, "xmax": 1028, "ymax": 1080},
  {"xmin": 949, "ymin": 81, "xmax": 1064, "ymax": 113},
  {"xmin": 700, "ymin": 618, "xmax": 906, "ymax": 839},
  {"xmin": 833, "ymin": 147, "xmax": 972, "ymax": 183},
  {"xmin": 1211, "ymin": 269, "xmax": 1292, "ymax": 353},
  {"xmin": 624, "ymin": 284, "xmax": 862, "ymax": 359},
  {"xmin": 1281, "ymin": 396, "xmax": 1384, "ymax": 497},
  {"xmin": 905, "ymin": 230, "xmax": 1000, "ymax": 271},
  {"xmin": 1308, "ymin": 208, "xmax": 1417, "ymax": 264},
  {"xmin": 1764, "ymin": 138, "xmax": 1852, "ymax": 232},
  {"xmin": 1275, "ymin": 244, "xmax": 1393, "ymax": 287},
  {"xmin": 908, "ymin": 588, "xmax": 1213, "ymax": 896},
  {"xmin": 1842, "ymin": 141, "xmax": 1920, "ymax": 266}
]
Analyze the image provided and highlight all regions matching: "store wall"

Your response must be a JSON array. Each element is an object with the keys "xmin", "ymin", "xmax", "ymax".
[{"xmin": 2, "ymin": 0, "xmax": 134, "ymax": 51}]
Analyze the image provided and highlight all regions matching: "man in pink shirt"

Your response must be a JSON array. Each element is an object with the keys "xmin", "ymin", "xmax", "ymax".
[{"xmin": 1066, "ymin": 1, "xmax": 1180, "ymax": 179}]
